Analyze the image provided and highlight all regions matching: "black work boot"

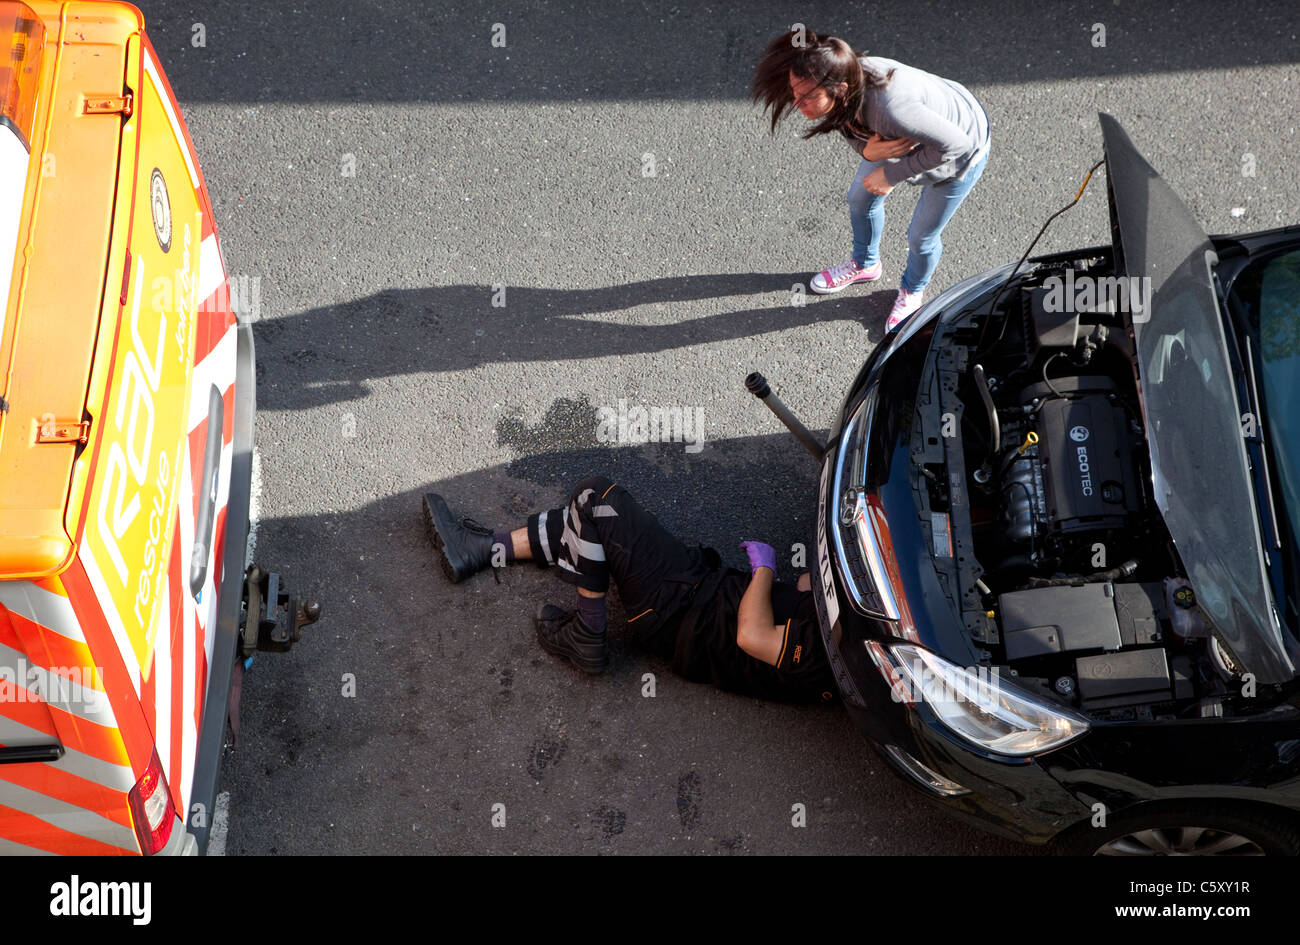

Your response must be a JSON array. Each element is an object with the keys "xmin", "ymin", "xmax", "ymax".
[
  {"xmin": 423, "ymin": 493, "xmax": 495, "ymax": 583},
  {"xmin": 534, "ymin": 603, "xmax": 609, "ymax": 674}
]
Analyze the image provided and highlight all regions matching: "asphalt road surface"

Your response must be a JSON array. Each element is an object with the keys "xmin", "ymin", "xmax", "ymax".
[{"xmin": 134, "ymin": 0, "xmax": 1300, "ymax": 854}]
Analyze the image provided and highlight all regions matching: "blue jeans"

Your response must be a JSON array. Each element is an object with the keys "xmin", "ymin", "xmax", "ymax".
[{"xmin": 847, "ymin": 149, "xmax": 989, "ymax": 294}]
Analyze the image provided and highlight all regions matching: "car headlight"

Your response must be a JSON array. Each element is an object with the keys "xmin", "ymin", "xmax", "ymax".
[{"xmin": 890, "ymin": 645, "xmax": 1090, "ymax": 757}]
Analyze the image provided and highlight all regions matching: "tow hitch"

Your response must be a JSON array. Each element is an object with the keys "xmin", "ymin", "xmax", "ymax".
[{"xmin": 240, "ymin": 566, "xmax": 321, "ymax": 657}]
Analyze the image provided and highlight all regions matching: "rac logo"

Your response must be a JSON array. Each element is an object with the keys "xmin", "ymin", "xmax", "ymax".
[{"xmin": 97, "ymin": 255, "xmax": 169, "ymax": 590}]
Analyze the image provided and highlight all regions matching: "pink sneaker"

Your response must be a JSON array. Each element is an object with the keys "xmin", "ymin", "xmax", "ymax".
[
  {"xmin": 886, "ymin": 288, "xmax": 925, "ymax": 331},
  {"xmin": 810, "ymin": 259, "xmax": 882, "ymax": 294}
]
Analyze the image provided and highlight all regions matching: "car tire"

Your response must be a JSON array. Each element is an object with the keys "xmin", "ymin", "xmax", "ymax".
[{"xmin": 1054, "ymin": 803, "xmax": 1300, "ymax": 856}]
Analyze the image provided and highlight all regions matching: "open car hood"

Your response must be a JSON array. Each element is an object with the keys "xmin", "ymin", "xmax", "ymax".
[{"xmin": 1100, "ymin": 112, "xmax": 1297, "ymax": 684}]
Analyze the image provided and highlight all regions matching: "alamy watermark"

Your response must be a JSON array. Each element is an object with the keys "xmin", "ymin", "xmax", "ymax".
[
  {"xmin": 0, "ymin": 659, "xmax": 107, "ymax": 714},
  {"xmin": 1041, "ymin": 270, "xmax": 1152, "ymax": 323},
  {"xmin": 149, "ymin": 272, "xmax": 262, "ymax": 322},
  {"xmin": 50, "ymin": 876, "xmax": 150, "ymax": 925},
  {"xmin": 595, "ymin": 399, "xmax": 705, "ymax": 453},
  {"xmin": 890, "ymin": 659, "xmax": 1004, "ymax": 707}
]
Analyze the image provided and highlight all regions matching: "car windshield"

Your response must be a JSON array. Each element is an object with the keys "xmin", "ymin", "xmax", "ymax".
[
  {"xmin": 1101, "ymin": 114, "xmax": 1295, "ymax": 683},
  {"xmin": 1237, "ymin": 249, "xmax": 1300, "ymax": 636},
  {"xmin": 1258, "ymin": 252, "xmax": 1300, "ymax": 547}
]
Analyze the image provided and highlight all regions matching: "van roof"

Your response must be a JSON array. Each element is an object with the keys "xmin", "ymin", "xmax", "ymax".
[{"xmin": 0, "ymin": 2, "xmax": 140, "ymax": 578}]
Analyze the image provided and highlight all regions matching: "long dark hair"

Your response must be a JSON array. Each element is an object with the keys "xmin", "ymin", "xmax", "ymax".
[{"xmin": 750, "ymin": 29, "xmax": 892, "ymax": 142}]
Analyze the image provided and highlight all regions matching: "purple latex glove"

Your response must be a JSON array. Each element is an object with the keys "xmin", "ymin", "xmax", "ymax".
[{"xmin": 740, "ymin": 541, "xmax": 777, "ymax": 574}]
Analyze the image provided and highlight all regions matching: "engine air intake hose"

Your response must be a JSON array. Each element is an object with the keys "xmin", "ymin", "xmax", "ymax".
[{"xmin": 972, "ymin": 364, "xmax": 999, "ymax": 470}]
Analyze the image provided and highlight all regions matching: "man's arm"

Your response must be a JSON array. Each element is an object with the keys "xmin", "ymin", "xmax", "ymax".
[{"xmin": 736, "ymin": 566, "xmax": 789, "ymax": 667}]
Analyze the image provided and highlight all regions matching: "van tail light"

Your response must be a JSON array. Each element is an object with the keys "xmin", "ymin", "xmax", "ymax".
[
  {"xmin": 0, "ymin": 2, "xmax": 45, "ymax": 147},
  {"xmin": 128, "ymin": 750, "xmax": 176, "ymax": 855}
]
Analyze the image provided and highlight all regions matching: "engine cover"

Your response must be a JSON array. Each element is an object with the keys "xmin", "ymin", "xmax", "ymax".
[{"xmin": 1016, "ymin": 377, "xmax": 1138, "ymax": 534}]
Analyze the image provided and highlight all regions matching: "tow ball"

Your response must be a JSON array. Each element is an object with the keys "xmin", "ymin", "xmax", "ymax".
[{"xmin": 240, "ymin": 566, "xmax": 321, "ymax": 657}]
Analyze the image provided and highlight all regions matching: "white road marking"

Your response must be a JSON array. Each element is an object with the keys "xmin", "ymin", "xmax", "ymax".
[
  {"xmin": 245, "ymin": 447, "xmax": 261, "ymax": 567},
  {"xmin": 208, "ymin": 790, "xmax": 230, "ymax": 856}
]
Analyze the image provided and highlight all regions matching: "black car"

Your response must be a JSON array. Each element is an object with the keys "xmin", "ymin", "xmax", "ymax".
[{"xmin": 810, "ymin": 113, "xmax": 1300, "ymax": 855}]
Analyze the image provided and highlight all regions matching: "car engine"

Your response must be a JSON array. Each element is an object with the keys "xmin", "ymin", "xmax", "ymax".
[
  {"xmin": 999, "ymin": 375, "xmax": 1140, "ymax": 550},
  {"xmin": 911, "ymin": 252, "xmax": 1242, "ymax": 721}
]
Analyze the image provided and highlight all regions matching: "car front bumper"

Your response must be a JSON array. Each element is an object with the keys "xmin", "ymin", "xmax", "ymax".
[{"xmin": 812, "ymin": 477, "xmax": 1094, "ymax": 845}]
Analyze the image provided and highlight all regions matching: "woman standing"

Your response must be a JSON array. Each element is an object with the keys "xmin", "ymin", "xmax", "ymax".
[{"xmin": 752, "ymin": 31, "xmax": 991, "ymax": 330}]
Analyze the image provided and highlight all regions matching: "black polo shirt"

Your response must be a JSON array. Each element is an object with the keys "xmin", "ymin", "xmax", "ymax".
[{"xmin": 669, "ymin": 568, "xmax": 838, "ymax": 705}]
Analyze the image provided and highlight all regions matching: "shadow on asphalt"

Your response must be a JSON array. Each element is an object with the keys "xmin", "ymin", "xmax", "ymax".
[
  {"xmin": 252, "ymin": 273, "xmax": 896, "ymax": 409},
  {"xmin": 137, "ymin": 0, "xmax": 1299, "ymax": 105},
  {"xmin": 233, "ymin": 424, "xmax": 1049, "ymax": 854}
]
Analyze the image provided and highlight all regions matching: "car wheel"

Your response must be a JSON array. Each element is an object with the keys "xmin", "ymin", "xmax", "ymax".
[{"xmin": 1055, "ymin": 804, "xmax": 1300, "ymax": 856}]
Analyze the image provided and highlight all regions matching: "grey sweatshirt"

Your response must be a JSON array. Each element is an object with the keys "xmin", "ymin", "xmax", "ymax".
[{"xmin": 842, "ymin": 56, "xmax": 991, "ymax": 186}]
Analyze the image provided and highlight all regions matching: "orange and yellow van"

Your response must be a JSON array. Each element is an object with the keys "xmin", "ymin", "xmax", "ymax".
[{"xmin": 0, "ymin": 1, "xmax": 311, "ymax": 855}]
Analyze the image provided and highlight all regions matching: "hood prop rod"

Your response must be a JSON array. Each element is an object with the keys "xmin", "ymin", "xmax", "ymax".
[{"xmin": 745, "ymin": 372, "xmax": 825, "ymax": 461}]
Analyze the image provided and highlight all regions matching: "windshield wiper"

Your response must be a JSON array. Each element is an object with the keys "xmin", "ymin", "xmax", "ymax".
[
  {"xmin": 1219, "ymin": 263, "xmax": 1284, "ymax": 555},
  {"xmin": 1241, "ymin": 332, "xmax": 1283, "ymax": 553}
]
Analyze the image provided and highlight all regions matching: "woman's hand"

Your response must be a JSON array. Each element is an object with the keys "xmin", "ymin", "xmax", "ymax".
[
  {"xmin": 862, "ymin": 133, "xmax": 916, "ymax": 161},
  {"xmin": 796, "ymin": 571, "xmax": 812, "ymax": 592},
  {"xmin": 863, "ymin": 166, "xmax": 894, "ymax": 196}
]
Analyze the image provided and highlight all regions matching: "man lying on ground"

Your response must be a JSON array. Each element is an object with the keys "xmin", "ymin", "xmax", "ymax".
[{"xmin": 423, "ymin": 475, "xmax": 837, "ymax": 704}]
